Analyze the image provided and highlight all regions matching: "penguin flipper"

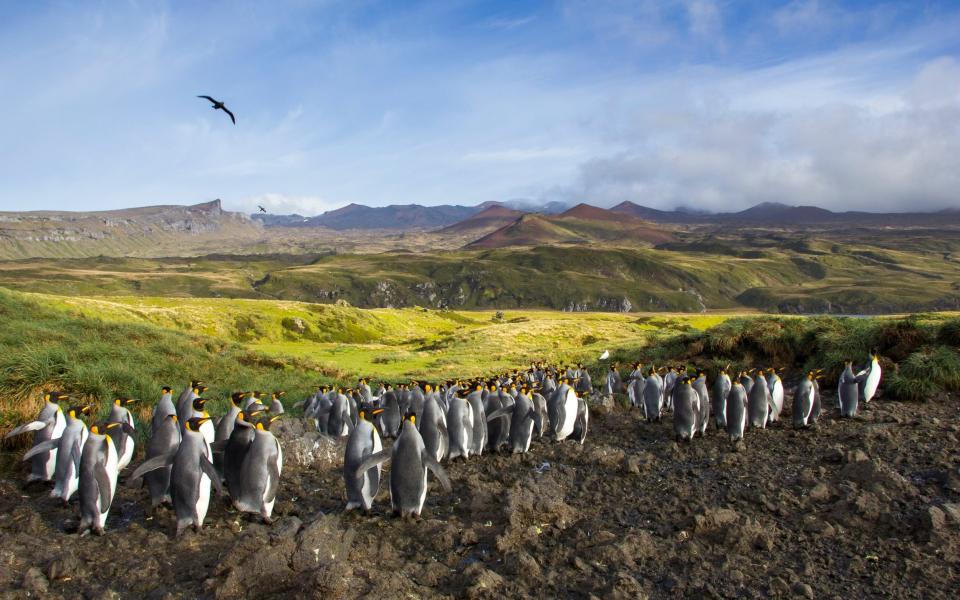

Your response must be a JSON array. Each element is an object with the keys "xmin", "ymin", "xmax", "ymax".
[
  {"xmin": 94, "ymin": 462, "xmax": 112, "ymax": 513},
  {"xmin": 22, "ymin": 438, "xmax": 61, "ymax": 461},
  {"xmin": 527, "ymin": 408, "xmax": 543, "ymax": 435},
  {"xmin": 354, "ymin": 449, "xmax": 391, "ymax": 480},
  {"xmin": 421, "ymin": 450, "xmax": 452, "ymax": 493},
  {"xmin": 129, "ymin": 452, "xmax": 176, "ymax": 481},
  {"xmin": 485, "ymin": 406, "xmax": 512, "ymax": 422},
  {"xmin": 199, "ymin": 456, "xmax": 224, "ymax": 495},
  {"xmin": 5, "ymin": 420, "xmax": 50, "ymax": 439}
]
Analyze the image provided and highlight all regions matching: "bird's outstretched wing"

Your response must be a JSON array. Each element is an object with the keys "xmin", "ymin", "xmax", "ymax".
[
  {"xmin": 221, "ymin": 106, "xmax": 236, "ymax": 124},
  {"xmin": 197, "ymin": 95, "xmax": 217, "ymax": 103}
]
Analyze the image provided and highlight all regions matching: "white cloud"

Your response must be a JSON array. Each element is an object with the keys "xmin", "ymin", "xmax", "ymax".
[{"xmin": 235, "ymin": 193, "xmax": 340, "ymax": 216}]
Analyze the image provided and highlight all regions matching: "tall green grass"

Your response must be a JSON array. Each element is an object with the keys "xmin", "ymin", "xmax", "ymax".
[{"xmin": 0, "ymin": 288, "xmax": 337, "ymax": 445}]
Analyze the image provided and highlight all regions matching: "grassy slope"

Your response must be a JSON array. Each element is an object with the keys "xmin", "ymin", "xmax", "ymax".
[
  {"xmin": 1, "ymin": 227, "xmax": 958, "ymax": 313},
  {"xmin": 28, "ymin": 292, "xmax": 731, "ymax": 380}
]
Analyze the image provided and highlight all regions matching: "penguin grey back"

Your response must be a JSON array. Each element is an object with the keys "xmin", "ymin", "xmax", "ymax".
[
  {"xmin": 747, "ymin": 373, "xmax": 770, "ymax": 428},
  {"xmin": 725, "ymin": 383, "xmax": 747, "ymax": 441},
  {"xmin": 673, "ymin": 382, "xmax": 698, "ymax": 442}
]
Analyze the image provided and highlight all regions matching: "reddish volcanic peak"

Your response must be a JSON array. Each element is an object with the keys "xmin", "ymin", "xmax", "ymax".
[{"xmin": 558, "ymin": 203, "xmax": 623, "ymax": 221}]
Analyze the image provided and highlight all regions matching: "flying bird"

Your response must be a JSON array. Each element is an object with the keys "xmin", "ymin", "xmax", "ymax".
[
  {"xmin": 197, "ymin": 95, "xmax": 236, "ymax": 124},
  {"xmin": 258, "ymin": 205, "xmax": 267, "ymax": 213}
]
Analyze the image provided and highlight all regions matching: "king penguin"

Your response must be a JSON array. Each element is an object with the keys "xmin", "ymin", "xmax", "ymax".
[
  {"xmin": 214, "ymin": 392, "xmax": 246, "ymax": 474},
  {"xmin": 747, "ymin": 372, "xmax": 770, "ymax": 429},
  {"xmin": 176, "ymin": 381, "xmax": 204, "ymax": 427},
  {"xmin": 353, "ymin": 414, "xmax": 452, "ymax": 519},
  {"xmin": 268, "ymin": 391, "xmax": 285, "ymax": 415},
  {"xmin": 857, "ymin": 353, "xmax": 882, "ymax": 404},
  {"xmin": 766, "ymin": 369, "xmax": 784, "ymax": 423},
  {"xmin": 446, "ymin": 390, "xmax": 475, "ymax": 460},
  {"xmin": 466, "ymin": 384, "xmax": 487, "ymax": 456},
  {"xmin": 838, "ymin": 360, "xmax": 859, "ymax": 418},
  {"xmin": 673, "ymin": 379, "xmax": 698, "ymax": 442},
  {"xmin": 5, "ymin": 391, "xmax": 67, "ymax": 482},
  {"xmin": 221, "ymin": 406, "xmax": 265, "ymax": 500},
  {"xmin": 152, "ymin": 387, "xmax": 176, "ymax": 435},
  {"xmin": 78, "ymin": 422, "xmax": 122, "ymax": 536},
  {"xmin": 131, "ymin": 416, "xmax": 222, "ymax": 536},
  {"xmin": 486, "ymin": 386, "xmax": 540, "ymax": 454},
  {"xmin": 344, "ymin": 404, "xmax": 385, "ymax": 511},
  {"xmin": 108, "ymin": 397, "xmax": 138, "ymax": 471},
  {"xmin": 712, "ymin": 369, "xmax": 731, "ymax": 430},
  {"xmin": 418, "ymin": 392, "xmax": 449, "ymax": 462},
  {"xmin": 547, "ymin": 380, "xmax": 580, "ymax": 442},
  {"xmin": 23, "ymin": 404, "xmax": 91, "ymax": 503},
  {"xmin": 692, "ymin": 372, "xmax": 710, "ymax": 436},
  {"xmin": 642, "ymin": 370, "xmax": 663, "ymax": 423},
  {"xmin": 792, "ymin": 372, "xmax": 816, "ymax": 429},
  {"xmin": 236, "ymin": 414, "xmax": 283, "ymax": 523},
  {"xmin": 725, "ymin": 382, "xmax": 748, "ymax": 443},
  {"xmin": 143, "ymin": 413, "xmax": 180, "ymax": 511}
]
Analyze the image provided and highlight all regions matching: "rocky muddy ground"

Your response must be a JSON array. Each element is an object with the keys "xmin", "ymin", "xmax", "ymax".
[{"xmin": 1, "ymin": 392, "xmax": 959, "ymax": 599}]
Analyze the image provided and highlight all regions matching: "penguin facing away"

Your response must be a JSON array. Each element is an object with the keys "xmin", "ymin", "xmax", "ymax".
[
  {"xmin": 344, "ymin": 405, "xmax": 385, "ymax": 511},
  {"xmin": 792, "ymin": 373, "xmax": 816, "ymax": 429},
  {"xmin": 838, "ymin": 360, "xmax": 859, "ymax": 418},
  {"xmin": 465, "ymin": 385, "xmax": 487, "ymax": 456},
  {"xmin": 486, "ymin": 388, "xmax": 541, "ymax": 454},
  {"xmin": 78, "ymin": 422, "xmax": 124, "ymax": 536},
  {"xmin": 725, "ymin": 383, "xmax": 748, "ymax": 443},
  {"xmin": 152, "ymin": 386, "xmax": 176, "ymax": 435},
  {"xmin": 235, "ymin": 415, "xmax": 283, "ymax": 523},
  {"xmin": 419, "ymin": 394, "xmax": 449, "ymax": 462},
  {"xmin": 144, "ymin": 413, "xmax": 181, "ymax": 510},
  {"xmin": 747, "ymin": 373, "xmax": 770, "ymax": 429},
  {"xmin": 712, "ymin": 370, "xmax": 731, "ymax": 430},
  {"xmin": 673, "ymin": 380, "xmax": 698, "ymax": 442},
  {"xmin": 353, "ymin": 414, "xmax": 452, "ymax": 518},
  {"xmin": 5, "ymin": 391, "xmax": 67, "ymax": 482},
  {"xmin": 446, "ymin": 392, "xmax": 475, "ymax": 460},
  {"xmin": 220, "ymin": 407, "xmax": 266, "ymax": 500}
]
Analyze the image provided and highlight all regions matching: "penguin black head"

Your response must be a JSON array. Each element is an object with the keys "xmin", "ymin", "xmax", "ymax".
[
  {"xmin": 253, "ymin": 391, "xmax": 263, "ymax": 399},
  {"xmin": 67, "ymin": 404, "xmax": 91, "ymax": 419},
  {"xmin": 192, "ymin": 397, "xmax": 207, "ymax": 411},
  {"xmin": 231, "ymin": 391, "xmax": 246, "ymax": 407},
  {"xmin": 403, "ymin": 412, "xmax": 417, "ymax": 425},
  {"xmin": 45, "ymin": 391, "xmax": 67, "ymax": 403},
  {"xmin": 185, "ymin": 416, "xmax": 212, "ymax": 432},
  {"xmin": 358, "ymin": 404, "xmax": 385, "ymax": 421},
  {"xmin": 114, "ymin": 397, "xmax": 138, "ymax": 406},
  {"xmin": 90, "ymin": 421, "xmax": 122, "ymax": 441},
  {"xmin": 273, "ymin": 391, "xmax": 286, "ymax": 399},
  {"xmin": 161, "ymin": 386, "xmax": 173, "ymax": 394},
  {"xmin": 242, "ymin": 404, "xmax": 266, "ymax": 420},
  {"xmin": 255, "ymin": 414, "xmax": 282, "ymax": 431}
]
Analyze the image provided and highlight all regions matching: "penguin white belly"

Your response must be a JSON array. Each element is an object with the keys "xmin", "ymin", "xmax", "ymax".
[
  {"xmin": 200, "ymin": 420, "xmax": 215, "ymax": 447},
  {"xmin": 264, "ymin": 441, "xmax": 283, "ymax": 516},
  {"xmin": 197, "ymin": 473, "xmax": 211, "ymax": 526},
  {"xmin": 557, "ymin": 390, "xmax": 578, "ymax": 440},
  {"xmin": 44, "ymin": 412, "xmax": 66, "ymax": 479},
  {"xmin": 118, "ymin": 436, "xmax": 135, "ymax": 471},
  {"xmin": 98, "ymin": 442, "xmax": 120, "ymax": 528},
  {"xmin": 417, "ymin": 469, "xmax": 428, "ymax": 515},
  {"xmin": 804, "ymin": 388, "xmax": 815, "ymax": 423},
  {"xmin": 864, "ymin": 366, "xmax": 881, "ymax": 402}
]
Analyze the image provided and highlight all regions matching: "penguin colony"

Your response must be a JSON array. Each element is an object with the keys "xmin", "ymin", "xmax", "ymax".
[{"xmin": 5, "ymin": 355, "xmax": 881, "ymax": 535}]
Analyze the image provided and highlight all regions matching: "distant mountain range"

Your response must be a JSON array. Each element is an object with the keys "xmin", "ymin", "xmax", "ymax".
[
  {"xmin": 253, "ymin": 202, "xmax": 488, "ymax": 230},
  {"xmin": 255, "ymin": 199, "xmax": 960, "ymax": 232},
  {"xmin": 610, "ymin": 201, "xmax": 960, "ymax": 226}
]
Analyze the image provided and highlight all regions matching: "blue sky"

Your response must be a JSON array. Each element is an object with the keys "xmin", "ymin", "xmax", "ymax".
[{"xmin": 1, "ymin": 0, "xmax": 958, "ymax": 215}]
